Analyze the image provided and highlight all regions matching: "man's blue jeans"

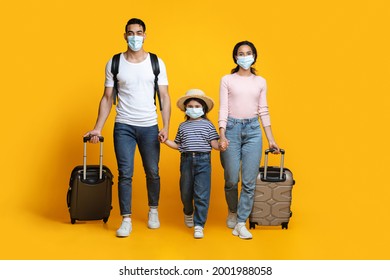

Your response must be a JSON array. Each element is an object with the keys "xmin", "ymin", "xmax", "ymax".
[
  {"xmin": 114, "ymin": 122, "xmax": 160, "ymax": 216},
  {"xmin": 220, "ymin": 117, "xmax": 262, "ymax": 223},
  {"xmin": 180, "ymin": 152, "xmax": 211, "ymax": 228}
]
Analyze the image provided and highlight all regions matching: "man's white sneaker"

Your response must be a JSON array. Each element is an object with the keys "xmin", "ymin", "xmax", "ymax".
[
  {"xmin": 226, "ymin": 212, "xmax": 237, "ymax": 229},
  {"xmin": 194, "ymin": 226, "xmax": 204, "ymax": 239},
  {"xmin": 184, "ymin": 214, "xmax": 194, "ymax": 228},
  {"xmin": 232, "ymin": 222, "xmax": 252, "ymax": 239},
  {"xmin": 116, "ymin": 220, "xmax": 132, "ymax": 237},
  {"xmin": 148, "ymin": 209, "xmax": 160, "ymax": 229}
]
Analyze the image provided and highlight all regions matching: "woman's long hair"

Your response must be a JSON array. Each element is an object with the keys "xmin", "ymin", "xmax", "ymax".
[{"xmin": 231, "ymin": 40, "xmax": 258, "ymax": 75}]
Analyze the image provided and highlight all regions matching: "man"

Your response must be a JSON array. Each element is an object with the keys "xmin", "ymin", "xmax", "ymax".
[{"xmin": 85, "ymin": 18, "xmax": 171, "ymax": 237}]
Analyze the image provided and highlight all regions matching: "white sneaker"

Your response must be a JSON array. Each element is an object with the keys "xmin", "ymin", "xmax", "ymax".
[
  {"xmin": 184, "ymin": 214, "xmax": 194, "ymax": 228},
  {"xmin": 226, "ymin": 212, "xmax": 237, "ymax": 229},
  {"xmin": 194, "ymin": 226, "xmax": 204, "ymax": 239},
  {"xmin": 148, "ymin": 208, "xmax": 160, "ymax": 229},
  {"xmin": 116, "ymin": 220, "xmax": 132, "ymax": 237},
  {"xmin": 232, "ymin": 222, "xmax": 252, "ymax": 239}
]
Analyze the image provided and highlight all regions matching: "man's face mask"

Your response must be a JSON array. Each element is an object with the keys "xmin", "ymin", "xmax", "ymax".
[{"xmin": 127, "ymin": 35, "xmax": 144, "ymax": 51}]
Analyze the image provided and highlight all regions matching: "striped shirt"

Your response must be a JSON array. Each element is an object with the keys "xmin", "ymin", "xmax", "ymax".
[{"xmin": 174, "ymin": 119, "xmax": 219, "ymax": 153}]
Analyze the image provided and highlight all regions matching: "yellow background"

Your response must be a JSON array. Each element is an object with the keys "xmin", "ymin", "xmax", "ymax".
[{"xmin": 1, "ymin": 0, "xmax": 389, "ymax": 259}]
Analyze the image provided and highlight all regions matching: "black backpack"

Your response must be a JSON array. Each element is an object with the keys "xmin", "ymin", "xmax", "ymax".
[{"xmin": 110, "ymin": 52, "xmax": 162, "ymax": 110}]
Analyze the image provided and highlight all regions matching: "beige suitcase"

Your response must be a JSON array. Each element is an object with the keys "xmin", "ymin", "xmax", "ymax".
[{"xmin": 249, "ymin": 149, "xmax": 295, "ymax": 229}]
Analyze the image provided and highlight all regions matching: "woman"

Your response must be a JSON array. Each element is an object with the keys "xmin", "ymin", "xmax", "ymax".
[{"xmin": 218, "ymin": 40, "xmax": 280, "ymax": 239}]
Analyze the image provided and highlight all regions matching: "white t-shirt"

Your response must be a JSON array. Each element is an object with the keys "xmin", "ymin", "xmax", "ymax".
[{"xmin": 105, "ymin": 53, "xmax": 168, "ymax": 127}]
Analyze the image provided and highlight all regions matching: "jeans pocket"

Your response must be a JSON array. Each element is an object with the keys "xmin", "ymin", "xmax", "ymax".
[
  {"xmin": 250, "ymin": 121, "xmax": 260, "ymax": 130},
  {"xmin": 226, "ymin": 120, "xmax": 235, "ymax": 130}
]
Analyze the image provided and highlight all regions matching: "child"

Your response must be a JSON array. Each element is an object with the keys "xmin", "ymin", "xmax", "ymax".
[{"xmin": 161, "ymin": 89, "xmax": 221, "ymax": 239}]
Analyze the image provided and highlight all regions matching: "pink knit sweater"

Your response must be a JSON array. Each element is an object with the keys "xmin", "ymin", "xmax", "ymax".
[{"xmin": 218, "ymin": 73, "xmax": 271, "ymax": 129}]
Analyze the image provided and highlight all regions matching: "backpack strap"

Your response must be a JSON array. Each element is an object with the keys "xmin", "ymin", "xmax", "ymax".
[
  {"xmin": 149, "ymin": 52, "xmax": 162, "ymax": 111},
  {"xmin": 111, "ymin": 53, "xmax": 121, "ymax": 105}
]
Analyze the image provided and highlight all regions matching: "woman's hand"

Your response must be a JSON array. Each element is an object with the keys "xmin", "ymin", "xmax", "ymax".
[{"xmin": 269, "ymin": 141, "xmax": 280, "ymax": 154}]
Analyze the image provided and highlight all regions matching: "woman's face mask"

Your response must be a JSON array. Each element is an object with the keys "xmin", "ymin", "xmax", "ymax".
[{"xmin": 236, "ymin": 55, "xmax": 254, "ymax": 70}]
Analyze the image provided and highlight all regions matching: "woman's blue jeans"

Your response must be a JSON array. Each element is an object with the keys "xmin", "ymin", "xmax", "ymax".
[
  {"xmin": 114, "ymin": 122, "xmax": 160, "ymax": 216},
  {"xmin": 180, "ymin": 152, "xmax": 211, "ymax": 228},
  {"xmin": 220, "ymin": 117, "xmax": 262, "ymax": 223}
]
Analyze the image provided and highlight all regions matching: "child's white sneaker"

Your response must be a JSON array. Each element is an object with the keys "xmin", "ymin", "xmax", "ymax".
[
  {"xmin": 194, "ymin": 226, "xmax": 204, "ymax": 239},
  {"xmin": 148, "ymin": 208, "xmax": 160, "ymax": 229},
  {"xmin": 184, "ymin": 214, "xmax": 194, "ymax": 228},
  {"xmin": 226, "ymin": 211, "xmax": 237, "ymax": 229}
]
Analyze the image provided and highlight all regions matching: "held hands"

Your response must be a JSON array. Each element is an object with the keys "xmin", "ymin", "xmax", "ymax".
[
  {"xmin": 158, "ymin": 127, "xmax": 169, "ymax": 143},
  {"xmin": 219, "ymin": 137, "xmax": 229, "ymax": 152}
]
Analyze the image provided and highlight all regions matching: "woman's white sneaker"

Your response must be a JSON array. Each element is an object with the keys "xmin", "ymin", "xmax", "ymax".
[{"xmin": 232, "ymin": 222, "xmax": 252, "ymax": 239}]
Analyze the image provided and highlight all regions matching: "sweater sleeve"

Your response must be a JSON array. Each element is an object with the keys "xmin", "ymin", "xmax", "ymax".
[
  {"xmin": 258, "ymin": 80, "xmax": 271, "ymax": 127},
  {"xmin": 218, "ymin": 76, "xmax": 229, "ymax": 129}
]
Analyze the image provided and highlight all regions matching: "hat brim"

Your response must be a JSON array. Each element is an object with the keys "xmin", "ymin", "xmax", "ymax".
[{"xmin": 176, "ymin": 95, "xmax": 214, "ymax": 112}]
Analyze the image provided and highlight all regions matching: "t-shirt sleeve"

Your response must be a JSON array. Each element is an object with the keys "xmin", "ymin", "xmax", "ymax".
[
  {"xmin": 208, "ymin": 122, "xmax": 220, "ymax": 142},
  {"xmin": 157, "ymin": 57, "xmax": 168, "ymax": 86},
  {"xmin": 104, "ymin": 57, "xmax": 114, "ymax": 88}
]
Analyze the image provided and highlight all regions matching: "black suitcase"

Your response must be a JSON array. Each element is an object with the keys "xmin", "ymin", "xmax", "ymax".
[
  {"xmin": 249, "ymin": 149, "xmax": 295, "ymax": 229},
  {"xmin": 67, "ymin": 136, "xmax": 113, "ymax": 224}
]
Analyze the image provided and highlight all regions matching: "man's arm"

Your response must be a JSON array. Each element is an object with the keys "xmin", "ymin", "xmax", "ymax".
[
  {"xmin": 84, "ymin": 87, "xmax": 114, "ymax": 143},
  {"xmin": 157, "ymin": 85, "xmax": 171, "ymax": 142}
]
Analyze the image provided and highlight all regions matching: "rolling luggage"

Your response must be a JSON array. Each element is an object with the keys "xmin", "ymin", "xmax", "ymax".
[
  {"xmin": 67, "ymin": 136, "xmax": 113, "ymax": 224},
  {"xmin": 249, "ymin": 148, "xmax": 295, "ymax": 229}
]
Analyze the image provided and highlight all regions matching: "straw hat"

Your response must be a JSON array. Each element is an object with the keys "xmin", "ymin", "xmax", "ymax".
[{"xmin": 176, "ymin": 89, "xmax": 214, "ymax": 112}]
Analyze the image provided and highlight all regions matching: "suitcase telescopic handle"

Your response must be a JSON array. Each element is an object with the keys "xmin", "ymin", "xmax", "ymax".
[
  {"xmin": 264, "ymin": 148, "xmax": 285, "ymax": 180},
  {"xmin": 83, "ymin": 135, "xmax": 104, "ymax": 180},
  {"xmin": 83, "ymin": 135, "xmax": 104, "ymax": 142}
]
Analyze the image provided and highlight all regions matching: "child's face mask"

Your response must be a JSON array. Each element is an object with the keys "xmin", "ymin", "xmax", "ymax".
[{"xmin": 185, "ymin": 107, "xmax": 204, "ymax": 119}]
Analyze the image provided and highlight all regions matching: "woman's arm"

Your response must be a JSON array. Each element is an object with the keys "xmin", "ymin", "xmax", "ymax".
[{"xmin": 263, "ymin": 126, "xmax": 280, "ymax": 153}]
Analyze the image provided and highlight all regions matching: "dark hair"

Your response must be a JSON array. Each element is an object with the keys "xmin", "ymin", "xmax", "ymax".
[
  {"xmin": 183, "ymin": 98, "xmax": 209, "ymax": 120},
  {"xmin": 125, "ymin": 18, "xmax": 146, "ymax": 32},
  {"xmin": 231, "ymin": 40, "xmax": 257, "ymax": 75}
]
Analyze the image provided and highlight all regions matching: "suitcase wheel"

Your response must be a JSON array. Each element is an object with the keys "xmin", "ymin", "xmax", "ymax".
[
  {"xmin": 71, "ymin": 218, "xmax": 76, "ymax": 224},
  {"xmin": 103, "ymin": 217, "xmax": 109, "ymax": 223},
  {"xmin": 249, "ymin": 222, "xmax": 257, "ymax": 229},
  {"xmin": 281, "ymin": 222, "xmax": 288, "ymax": 229}
]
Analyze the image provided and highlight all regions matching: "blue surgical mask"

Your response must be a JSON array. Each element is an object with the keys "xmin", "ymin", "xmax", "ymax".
[
  {"xmin": 186, "ymin": 107, "xmax": 204, "ymax": 119},
  {"xmin": 127, "ymin": 35, "xmax": 144, "ymax": 51},
  {"xmin": 236, "ymin": 55, "xmax": 254, "ymax": 70}
]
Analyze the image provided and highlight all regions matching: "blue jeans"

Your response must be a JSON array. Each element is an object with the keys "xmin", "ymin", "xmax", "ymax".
[
  {"xmin": 114, "ymin": 122, "xmax": 160, "ymax": 216},
  {"xmin": 220, "ymin": 117, "xmax": 262, "ymax": 223},
  {"xmin": 180, "ymin": 152, "xmax": 211, "ymax": 228}
]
